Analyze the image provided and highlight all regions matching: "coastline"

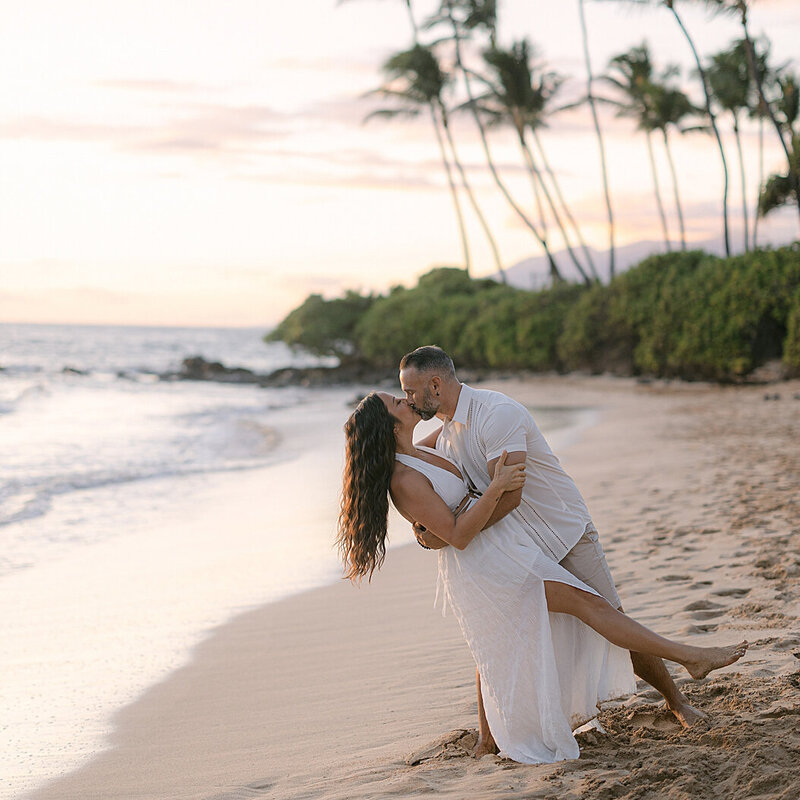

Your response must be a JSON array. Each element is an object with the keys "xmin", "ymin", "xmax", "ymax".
[{"xmin": 26, "ymin": 375, "xmax": 800, "ymax": 800}]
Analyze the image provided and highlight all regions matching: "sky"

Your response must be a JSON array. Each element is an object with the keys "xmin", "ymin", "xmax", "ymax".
[{"xmin": 1, "ymin": 0, "xmax": 799, "ymax": 328}]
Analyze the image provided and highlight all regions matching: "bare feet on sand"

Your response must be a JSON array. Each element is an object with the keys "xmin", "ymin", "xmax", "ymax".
[
  {"xmin": 473, "ymin": 736, "xmax": 499, "ymax": 759},
  {"xmin": 668, "ymin": 699, "xmax": 709, "ymax": 728},
  {"xmin": 683, "ymin": 641, "xmax": 748, "ymax": 680}
]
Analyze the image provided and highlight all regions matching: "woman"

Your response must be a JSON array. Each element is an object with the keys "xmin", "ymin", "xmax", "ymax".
[{"xmin": 337, "ymin": 392, "xmax": 747, "ymax": 763}]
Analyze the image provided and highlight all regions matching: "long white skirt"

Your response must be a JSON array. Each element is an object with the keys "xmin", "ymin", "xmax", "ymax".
[{"xmin": 437, "ymin": 516, "xmax": 637, "ymax": 764}]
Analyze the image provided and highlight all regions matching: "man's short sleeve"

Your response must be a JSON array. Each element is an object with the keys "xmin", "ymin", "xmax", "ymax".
[{"xmin": 480, "ymin": 402, "xmax": 529, "ymax": 462}]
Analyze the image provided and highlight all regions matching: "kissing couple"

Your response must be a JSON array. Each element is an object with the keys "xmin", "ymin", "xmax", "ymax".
[{"xmin": 338, "ymin": 346, "xmax": 747, "ymax": 763}]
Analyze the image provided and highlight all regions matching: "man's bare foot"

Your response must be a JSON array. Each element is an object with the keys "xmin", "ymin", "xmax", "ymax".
[
  {"xmin": 683, "ymin": 641, "xmax": 748, "ymax": 680},
  {"xmin": 473, "ymin": 736, "xmax": 499, "ymax": 759},
  {"xmin": 668, "ymin": 699, "xmax": 709, "ymax": 728}
]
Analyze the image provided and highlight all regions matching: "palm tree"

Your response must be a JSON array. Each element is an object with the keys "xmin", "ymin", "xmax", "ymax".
[
  {"xmin": 723, "ymin": 0, "xmax": 800, "ymax": 224},
  {"xmin": 599, "ymin": 44, "xmax": 673, "ymax": 251},
  {"xmin": 604, "ymin": 0, "xmax": 732, "ymax": 254},
  {"xmin": 458, "ymin": 0, "xmax": 499, "ymax": 48},
  {"xmin": 476, "ymin": 41, "xmax": 597, "ymax": 283},
  {"xmin": 364, "ymin": 45, "xmax": 472, "ymax": 274},
  {"xmin": 745, "ymin": 38, "xmax": 774, "ymax": 248},
  {"xmin": 650, "ymin": 82, "xmax": 697, "ymax": 251},
  {"xmin": 344, "ymin": 0, "xmax": 506, "ymax": 280},
  {"xmin": 759, "ymin": 70, "xmax": 800, "ymax": 219},
  {"xmin": 705, "ymin": 40, "xmax": 757, "ymax": 251},
  {"xmin": 427, "ymin": 0, "xmax": 565, "ymax": 282},
  {"xmin": 578, "ymin": 0, "xmax": 616, "ymax": 279},
  {"xmin": 404, "ymin": 0, "xmax": 507, "ymax": 280}
]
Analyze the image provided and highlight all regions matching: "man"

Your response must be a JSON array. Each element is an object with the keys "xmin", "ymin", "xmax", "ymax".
[{"xmin": 398, "ymin": 345, "xmax": 705, "ymax": 758}]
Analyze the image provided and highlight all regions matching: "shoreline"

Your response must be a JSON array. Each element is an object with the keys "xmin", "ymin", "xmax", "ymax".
[{"xmin": 26, "ymin": 374, "xmax": 800, "ymax": 800}]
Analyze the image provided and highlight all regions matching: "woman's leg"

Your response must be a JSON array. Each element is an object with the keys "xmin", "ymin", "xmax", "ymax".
[
  {"xmin": 544, "ymin": 581, "xmax": 748, "ymax": 679},
  {"xmin": 473, "ymin": 667, "xmax": 498, "ymax": 758}
]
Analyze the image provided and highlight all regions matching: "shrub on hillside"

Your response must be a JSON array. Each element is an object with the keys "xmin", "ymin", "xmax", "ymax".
[
  {"xmin": 782, "ymin": 284, "xmax": 800, "ymax": 375},
  {"xmin": 264, "ymin": 290, "xmax": 374, "ymax": 360},
  {"xmin": 267, "ymin": 244, "xmax": 800, "ymax": 380}
]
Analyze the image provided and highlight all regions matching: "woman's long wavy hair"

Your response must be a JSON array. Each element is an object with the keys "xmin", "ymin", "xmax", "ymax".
[{"xmin": 337, "ymin": 392, "xmax": 397, "ymax": 581}]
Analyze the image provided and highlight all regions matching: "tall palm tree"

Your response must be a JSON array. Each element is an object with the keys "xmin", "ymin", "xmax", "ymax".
[
  {"xmin": 604, "ymin": 0, "xmax": 732, "ymax": 253},
  {"xmin": 429, "ymin": 0, "xmax": 564, "ymax": 282},
  {"xmin": 760, "ymin": 70, "xmax": 800, "ymax": 219},
  {"xmin": 365, "ymin": 45, "xmax": 472, "ymax": 274},
  {"xmin": 457, "ymin": 0, "xmax": 499, "ymax": 48},
  {"xmin": 650, "ymin": 82, "xmax": 697, "ymax": 251},
  {"xmin": 706, "ymin": 40, "xmax": 757, "ymax": 251},
  {"xmin": 722, "ymin": 0, "xmax": 800, "ymax": 224},
  {"xmin": 745, "ymin": 38, "xmax": 773, "ymax": 248},
  {"xmin": 476, "ymin": 41, "xmax": 597, "ymax": 283},
  {"xmin": 344, "ymin": 0, "xmax": 506, "ymax": 280},
  {"xmin": 578, "ymin": 0, "xmax": 616, "ymax": 279},
  {"xmin": 401, "ymin": 0, "xmax": 506, "ymax": 280},
  {"xmin": 599, "ymin": 44, "xmax": 673, "ymax": 251}
]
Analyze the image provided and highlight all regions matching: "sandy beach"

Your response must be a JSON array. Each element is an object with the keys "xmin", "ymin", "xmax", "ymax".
[{"xmin": 27, "ymin": 375, "xmax": 800, "ymax": 800}]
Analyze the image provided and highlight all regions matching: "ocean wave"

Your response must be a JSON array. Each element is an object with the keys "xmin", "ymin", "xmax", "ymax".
[
  {"xmin": 0, "ymin": 449, "xmax": 286, "ymax": 529},
  {"xmin": 0, "ymin": 381, "xmax": 50, "ymax": 415}
]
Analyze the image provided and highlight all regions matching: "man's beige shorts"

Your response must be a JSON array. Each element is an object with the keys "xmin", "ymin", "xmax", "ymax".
[{"xmin": 559, "ymin": 527, "xmax": 622, "ymax": 608}]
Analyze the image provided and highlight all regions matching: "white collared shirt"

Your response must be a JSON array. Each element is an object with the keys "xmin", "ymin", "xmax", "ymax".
[{"xmin": 436, "ymin": 384, "xmax": 592, "ymax": 561}]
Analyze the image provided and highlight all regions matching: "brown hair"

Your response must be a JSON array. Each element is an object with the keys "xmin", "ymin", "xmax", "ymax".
[{"xmin": 337, "ymin": 392, "xmax": 397, "ymax": 581}]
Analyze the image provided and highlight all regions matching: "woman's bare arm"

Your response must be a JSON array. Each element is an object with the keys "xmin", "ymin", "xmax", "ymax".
[{"xmin": 391, "ymin": 452, "xmax": 524, "ymax": 551}]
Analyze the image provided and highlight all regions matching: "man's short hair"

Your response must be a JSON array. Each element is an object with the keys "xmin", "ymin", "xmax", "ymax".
[{"xmin": 399, "ymin": 346, "xmax": 457, "ymax": 379}]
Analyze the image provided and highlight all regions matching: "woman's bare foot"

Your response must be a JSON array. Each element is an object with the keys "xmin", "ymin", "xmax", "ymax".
[
  {"xmin": 668, "ymin": 699, "xmax": 709, "ymax": 728},
  {"xmin": 683, "ymin": 641, "xmax": 748, "ymax": 680},
  {"xmin": 473, "ymin": 735, "xmax": 499, "ymax": 759}
]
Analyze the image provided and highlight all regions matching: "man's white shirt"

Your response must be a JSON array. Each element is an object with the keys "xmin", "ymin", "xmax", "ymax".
[{"xmin": 436, "ymin": 383, "xmax": 593, "ymax": 562}]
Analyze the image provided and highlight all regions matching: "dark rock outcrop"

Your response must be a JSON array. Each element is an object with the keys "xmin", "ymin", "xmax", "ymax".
[{"xmin": 162, "ymin": 356, "xmax": 395, "ymax": 389}]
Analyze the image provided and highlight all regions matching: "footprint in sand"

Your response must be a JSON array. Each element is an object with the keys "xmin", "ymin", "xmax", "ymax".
[
  {"xmin": 712, "ymin": 587, "xmax": 751, "ymax": 598},
  {"xmin": 625, "ymin": 710, "xmax": 683, "ymax": 733},
  {"xmin": 404, "ymin": 729, "xmax": 477, "ymax": 765},
  {"xmin": 683, "ymin": 599, "xmax": 727, "ymax": 621},
  {"xmin": 683, "ymin": 599, "xmax": 725, "ymax": 612}
]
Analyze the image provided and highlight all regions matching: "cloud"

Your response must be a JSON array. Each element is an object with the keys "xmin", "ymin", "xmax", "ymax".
[
  {"xmin": 264, "ymin": 55, "xmax": 378, "ymax": 76},
  {"xmin": 0, "ymin": 103, "xmax": 291, "ymax": 157},
  {"xmin": 126, "ymin": 103, "xmax": 289, "ymax": 153},
  {"xmin": 94, "ymin": 79, "xmax": 207, "ymax": 94}
]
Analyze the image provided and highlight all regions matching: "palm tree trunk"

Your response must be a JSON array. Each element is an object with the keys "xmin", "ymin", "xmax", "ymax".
[
  {"xmin": 518, "ymin": 129, "xmax": 592, "ymax": 284},
  {"xmin": 578, "ymin": 0, "xmax": 615, "ymax": 280},
  {"xmin": 530, "ymin": 153, "xmax": 549, "ymax": 238},
  {"xmin": 429, "ymin": 103, "xmax": 471, "ymax": 274},
  {"xmin": 667, "ymin": 2, "xmax": 731, "ymax": 255},
  {"xmin": 753, "ymin": 114, "xmax": 763, "ymax": 248},
  {"xmin": 403, "ymin": 0, "xmax": 418, "ymax": 39},
  {"xmin": 532, "ymin": 128, "xmax": 600, "ymax": 280},
  {"xmin": 646, "ymin": 131, "xmax": 671, "ymax": 251},
  {"xmin": 661, "ymin": 128, "xmax": 686, "ymax": 251},
  {"xmin": 739, "ymin": 14, "xmax": 800, "ymax": 225},
  {"xmin": 443, "ymin": 0, "xmax": 563, "ymax": 281},
  {"xmin": 732, "ymin": 113, "xmax": 750, "ymax": 252},
  {"xmin": 439, "ymin": 103, "xmax": 506, "ymax": 282}
]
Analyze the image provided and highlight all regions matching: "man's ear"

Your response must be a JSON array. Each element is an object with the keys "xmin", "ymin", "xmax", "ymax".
[{"xmin": 430, "ymin": 376, "xmax": 441, "ymax": 396}]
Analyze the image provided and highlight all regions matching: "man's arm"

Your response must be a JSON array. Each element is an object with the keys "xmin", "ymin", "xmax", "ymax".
[{"xmin": 481, "ymin": 450, "xmax": 525, "ymax": 529}]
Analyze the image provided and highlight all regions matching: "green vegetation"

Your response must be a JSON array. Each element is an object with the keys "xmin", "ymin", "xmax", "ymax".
[
  {"xmin": 268, "ymin": 244, "xmax": 800, "ymax": 381},
  {"xmin": 265, "ymin": 290, "xmax": 375, "ymax": 361}
]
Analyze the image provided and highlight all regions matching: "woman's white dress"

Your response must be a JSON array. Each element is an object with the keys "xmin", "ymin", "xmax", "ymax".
[{"xmin": 396, "ymin": 447, "xmax": 636, "ymax": 764}]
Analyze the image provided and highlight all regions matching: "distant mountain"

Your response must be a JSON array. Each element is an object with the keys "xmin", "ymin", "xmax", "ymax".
[{"xmin": 491, "ymin": 231, "xmax": 796, "ymax": 289}]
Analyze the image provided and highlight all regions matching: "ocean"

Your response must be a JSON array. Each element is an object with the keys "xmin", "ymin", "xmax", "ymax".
[{"xmin": 0, "ymin": 323, "xmax": 591, "ymax": 799}]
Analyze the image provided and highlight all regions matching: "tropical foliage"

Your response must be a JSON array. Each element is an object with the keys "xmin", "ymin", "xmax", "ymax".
[{"xmin": 269, "ymin": 245, "xmax": 800, "ymax": 381}]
